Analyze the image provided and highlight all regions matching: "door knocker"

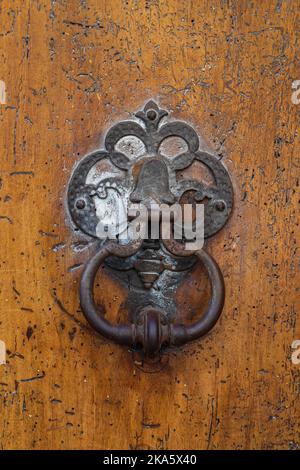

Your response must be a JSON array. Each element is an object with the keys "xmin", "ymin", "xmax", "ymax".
[{"xmin": 67, "ymin": 101, "xmax": 233, "ymax": 358}]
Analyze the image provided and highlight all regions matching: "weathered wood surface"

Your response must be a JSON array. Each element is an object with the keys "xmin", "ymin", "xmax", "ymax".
[{"xmin": 0, "ymin": 0, "xmax": 300, "ymax": 450}]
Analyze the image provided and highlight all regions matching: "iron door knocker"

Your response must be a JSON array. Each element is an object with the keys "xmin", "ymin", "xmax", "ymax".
[{"xmin": 67, "ymin": 101, "xmax": 233, "ymax": 358}]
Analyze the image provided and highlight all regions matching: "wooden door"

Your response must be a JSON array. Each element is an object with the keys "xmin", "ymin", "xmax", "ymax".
[{"xmin": 0, "ymin": 0, "xmax": 300, "ymax": 450}]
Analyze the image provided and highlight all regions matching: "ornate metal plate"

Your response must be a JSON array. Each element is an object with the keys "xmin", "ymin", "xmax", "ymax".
[
  {"xmin": 67, "ymin": 100, "xmax": 233, "ymax": 240},
  {"xmin": 67, "ymin": 101, "xmax": 233, "ymax": 357}
]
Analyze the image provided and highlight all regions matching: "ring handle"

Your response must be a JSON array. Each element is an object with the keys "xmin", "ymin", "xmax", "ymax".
[
  {"xmin": 170, "ymin": 249, "xmax": 224, "ymax": 346},
  {"xmin": 80, "ymin": 241, "xmax": 224, "ymax": 355},
  {"xmin": 80, "ymin": 240, "xmax": 142, "ymax": 346}
]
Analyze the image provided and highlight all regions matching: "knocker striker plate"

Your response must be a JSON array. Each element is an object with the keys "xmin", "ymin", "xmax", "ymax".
[{"xmin": 67, "ymin": 100, "xmax": 233, "ymax": 358}]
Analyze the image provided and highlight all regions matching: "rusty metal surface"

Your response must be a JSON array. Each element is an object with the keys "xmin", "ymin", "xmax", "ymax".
[
  {"xmin": 80, "ymin": 241, "xmax": 225, "ymax": 356},
  {"xmin": 68, "ymin": 101, "xmax": 233, "ymax": 238},
  {"xmin": 67, "ymin": 101, "xmax": 233, "ymax": 357}
]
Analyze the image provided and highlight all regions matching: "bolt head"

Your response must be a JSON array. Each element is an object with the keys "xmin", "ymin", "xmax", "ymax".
[
  {"xmin": 146, "ymin": 109, "xmax": 157, "ymax": 121},
  {"xmin": 214, "ymin": 200, "xmax": 226, "ymax": 212},
  {"xmin": 76, "ymin": 199, "xmax": 86, "ymax": 210}
]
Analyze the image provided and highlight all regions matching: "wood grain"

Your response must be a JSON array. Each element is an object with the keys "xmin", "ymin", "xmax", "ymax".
[{"xmin": 0, "ymin": 0, "xmax": 300, "ymax": 450}]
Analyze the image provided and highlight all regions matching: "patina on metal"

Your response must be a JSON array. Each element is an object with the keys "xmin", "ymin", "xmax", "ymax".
[{"xmin": 67, "ymin": 101, "xmax": 233, "ymax": 358}]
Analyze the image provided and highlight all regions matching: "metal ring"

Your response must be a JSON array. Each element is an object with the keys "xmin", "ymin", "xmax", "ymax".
[
  {"xmin": 80, "ymin": 240, "xmax": 142, "ymax": 346},
  {"xmin": 171, "ymin": 249, "xmax": 225, "ymax": 346},
  {"xmin": 80, "ymin": 241, "xmax": 224, "ymax": 352}
]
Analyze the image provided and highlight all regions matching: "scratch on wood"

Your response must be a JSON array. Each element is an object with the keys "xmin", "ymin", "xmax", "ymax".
[
  {"xmin": 19, "ymin": 372, "xmax": 45, "ymax": 383},
  {"xmin": 10, "ymin": 171, "xmax": 34, "ymax": 176},
  {"xmin": 50, "ymin": 288, "xmax": 104, "ymax": 339}
]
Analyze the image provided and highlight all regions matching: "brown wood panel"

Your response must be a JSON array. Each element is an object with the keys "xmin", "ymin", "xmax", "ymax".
[{"xmin": 0, "ymin": 0, "xmax": 300, "ymax": 450}]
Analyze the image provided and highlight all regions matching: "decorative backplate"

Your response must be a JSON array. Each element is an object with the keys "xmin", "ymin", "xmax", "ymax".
[
  {"xmin": 68, "ymin": 100, "xmax": 233, "ymax": 240},
  {"xmin": 67, "ymin": 101, "xmax": 233, "ymax": 328}
]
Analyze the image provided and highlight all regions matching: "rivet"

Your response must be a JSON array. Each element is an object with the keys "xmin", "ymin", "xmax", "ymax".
[
  {"xmin": 76, "ymin": 199, "xmax": 86, "ymax": 210},
  {"xmin": 146, "ymin": 109, "xmax": 157, "ymax": 121},
  {"xmin": 215, "ymin": 200, "xmax": 226, "ymax": 212}
]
